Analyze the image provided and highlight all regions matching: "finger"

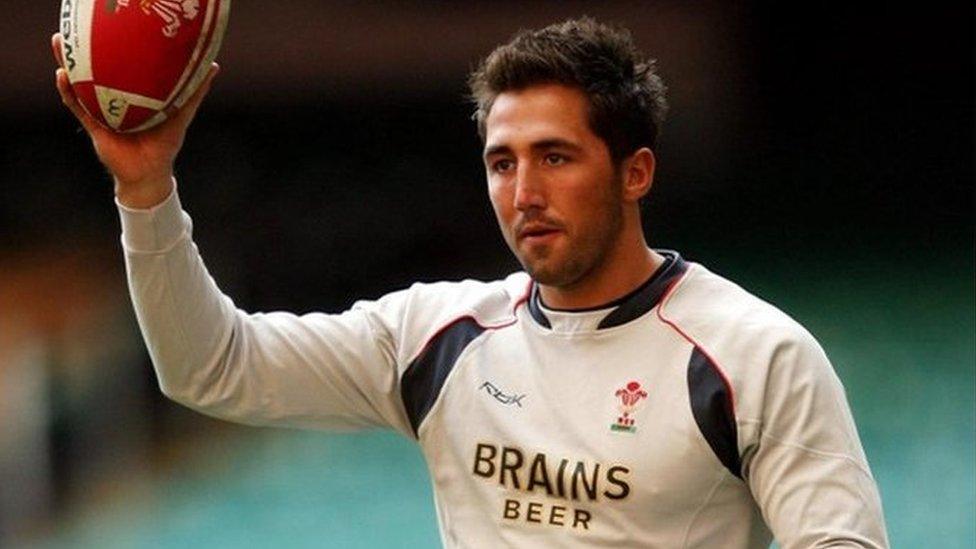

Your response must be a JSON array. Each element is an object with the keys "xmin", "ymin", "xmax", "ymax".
[
  {"xmin": 51, "ymin": 33, "xmax": 65, "ymax": 69},
  {"xmin": 170, "ymin": 63, "xmax": 219, "ymax": 127},
  {"xmin": 55, "ymin": 68, "xmax": 99, "ymax": 134},
  {"xmin": 55, "ymin": 67, "xmax": 94, "ymax": 131}
]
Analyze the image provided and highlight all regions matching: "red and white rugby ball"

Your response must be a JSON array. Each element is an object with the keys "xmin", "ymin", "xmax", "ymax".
[{"xmin": 58, "ymin": 0, "xmax": 230, "ymax": 132}]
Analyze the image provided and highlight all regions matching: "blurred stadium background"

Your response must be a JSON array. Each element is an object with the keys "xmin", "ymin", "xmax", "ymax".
[{"xmin": 1, "ymin": 2, "xmax": 972, "ymax": 547}]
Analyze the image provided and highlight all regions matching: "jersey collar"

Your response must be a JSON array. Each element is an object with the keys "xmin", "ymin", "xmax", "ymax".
[{"xmin": 526, "ymin": 250, "xmax": 688, "ymax": 331}]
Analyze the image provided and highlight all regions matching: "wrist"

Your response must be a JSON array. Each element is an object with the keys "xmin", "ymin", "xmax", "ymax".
[{"xmin": 114, "ymin": 174, "xmax": 176, "ymax": 209}]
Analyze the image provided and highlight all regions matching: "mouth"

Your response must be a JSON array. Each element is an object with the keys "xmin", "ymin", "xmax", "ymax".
[{"xmin": 517, "ymin": 224, "xmax": 563, "ymax": 245}]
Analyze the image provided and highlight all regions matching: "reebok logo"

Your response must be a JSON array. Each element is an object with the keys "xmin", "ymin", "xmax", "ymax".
[{"xmin": 480, "ymin": 381, "xmax": 525, "ymax": 407}]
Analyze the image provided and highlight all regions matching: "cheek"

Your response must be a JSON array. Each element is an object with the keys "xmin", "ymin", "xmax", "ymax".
[
  {"xmin": 567, "ymin": 178, "xmax": 618, "ymax": 232},
  {"xmin": 488, "ymin": 184, "xmax": 512, "ymax": 221}
]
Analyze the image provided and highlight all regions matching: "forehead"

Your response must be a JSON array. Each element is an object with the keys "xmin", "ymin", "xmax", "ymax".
[{"xmin": 483, "ymin": 84, "xmax": 598, "ymax": 150}]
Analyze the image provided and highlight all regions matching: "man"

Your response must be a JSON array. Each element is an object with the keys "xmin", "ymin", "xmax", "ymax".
[{"xmin": 53, "ymin": 17, "xmax": 888, "ymax": 548}]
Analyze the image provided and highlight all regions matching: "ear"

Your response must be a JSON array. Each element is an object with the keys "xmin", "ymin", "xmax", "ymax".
[{"xmin": 621, "ymin": 148, "xmax": 655, "ymax": 203}]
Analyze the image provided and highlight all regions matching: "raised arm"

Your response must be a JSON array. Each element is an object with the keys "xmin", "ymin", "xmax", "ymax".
[
  {"xmin": 53, "ymin": 34, "xmax": 413, "ymax": 435},
  {"xmin": 117, "ymin": 189, "xmax": 412, "ymax": 433}
]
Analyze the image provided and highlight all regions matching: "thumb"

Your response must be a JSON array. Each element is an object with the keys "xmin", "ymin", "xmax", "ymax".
[{"xmin": 169, "ymin": 63, "xmax": 220, "ymax": 129}]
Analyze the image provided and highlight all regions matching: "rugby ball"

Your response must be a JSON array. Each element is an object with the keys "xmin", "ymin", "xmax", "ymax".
[{"xmin": 58, "ymin": 0, "xmax": 230, "ymax": 132}]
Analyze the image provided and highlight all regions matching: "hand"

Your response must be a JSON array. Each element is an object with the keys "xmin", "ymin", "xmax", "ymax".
[{"xmin": 52, "ymin": 32, "xmax": 219, "ymax": 208}]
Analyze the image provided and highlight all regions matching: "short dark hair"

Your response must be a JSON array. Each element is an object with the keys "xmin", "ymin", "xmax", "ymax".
[{"xmin": 468, "ymin": 17, "xmax": 668, "ymax": 163}]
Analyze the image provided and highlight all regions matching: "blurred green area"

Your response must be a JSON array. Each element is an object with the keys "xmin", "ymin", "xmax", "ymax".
[{"xmin": 28, "ymin": 249, "xmax": 975, "ymax": 549}]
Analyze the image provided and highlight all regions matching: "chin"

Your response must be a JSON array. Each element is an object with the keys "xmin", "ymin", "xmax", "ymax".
[{"xmin": 522, "ymin": 256, "xmax": 586, "ymax": 288}]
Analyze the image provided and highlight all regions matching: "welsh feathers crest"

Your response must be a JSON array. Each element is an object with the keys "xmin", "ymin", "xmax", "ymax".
[
  {"xmin": 114, "ymin": 0, "xmax": 200, "ymax": 37},
  {"xmin": 610, "ymin": 381, "xmax": 648, "ymax": 433},
  {"xmin": 142, "ymin": 0, "xmax": 199, "ymax": 37}
]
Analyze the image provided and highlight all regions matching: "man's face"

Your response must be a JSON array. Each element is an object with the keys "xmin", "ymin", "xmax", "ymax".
[{"xmin": 483, "ymin": 83, "xmax": 624, "ymax": 288}]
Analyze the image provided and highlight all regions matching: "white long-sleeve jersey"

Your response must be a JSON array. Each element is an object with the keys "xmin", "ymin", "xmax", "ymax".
[{"xmin": 118, "ymin": 188, "xmax": 888, "ymax": 548}]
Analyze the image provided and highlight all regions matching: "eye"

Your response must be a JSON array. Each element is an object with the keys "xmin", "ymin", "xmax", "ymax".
[
  {"xmin": 544, "ymin": 153, "xmax": 567, "ymax": 166},
  {"xmin": 491, "ymin": 159, "xmax": 514, "ymax": 173}
]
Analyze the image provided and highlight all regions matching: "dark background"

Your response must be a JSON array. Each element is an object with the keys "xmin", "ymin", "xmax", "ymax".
[{"xmin": 1, "ymin": 2, "xmax": 972, "ymax": 547}]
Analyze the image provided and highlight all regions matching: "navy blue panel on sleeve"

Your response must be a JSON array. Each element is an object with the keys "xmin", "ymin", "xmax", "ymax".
[
  {"xmin": 687, "ymin": 347, "xmax": 742, "ymax": 479},
  {"xmin": 401, "ymin": 318, "xmax": 485, "ymax": 436}
]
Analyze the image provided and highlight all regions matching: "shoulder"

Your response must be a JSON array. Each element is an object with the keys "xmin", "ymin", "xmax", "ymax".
[
  {"xmin": 661, "ymin": 261, "xmax": 814, "ymax": 349},
  {"xmin": 353, "ymin": 272, "xmax": 533, "ymax": 364},
  {"xmin": 372, "ymin": 272, "xmax": 531, "ymax": 325},
  {"xmin": 659, "ymin": 261, "xmax": 833, "ymax": 412}
]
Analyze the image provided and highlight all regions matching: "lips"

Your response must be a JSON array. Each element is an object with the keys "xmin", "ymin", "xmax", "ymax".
[{"xmin": 517, "ymin": 223, "xmax": 563, "ymax": 244}]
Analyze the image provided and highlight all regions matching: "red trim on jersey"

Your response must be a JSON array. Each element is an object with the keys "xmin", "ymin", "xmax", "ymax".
[
  {"xmin": 654, "ymin": 266, "xmax": 738, "ymax": 412},
  {"xmin": 512, "ymin": 277, "xmax": 533, "ymax": 318},
  {"xmin": 406, "ymin": 278, "xmax": 532, "ymax": 366}
]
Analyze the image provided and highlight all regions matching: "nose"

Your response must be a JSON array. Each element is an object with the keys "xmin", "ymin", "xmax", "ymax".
[{"xmin": 513, "ymin": 163, "xmax": 547, "ymax": 211}]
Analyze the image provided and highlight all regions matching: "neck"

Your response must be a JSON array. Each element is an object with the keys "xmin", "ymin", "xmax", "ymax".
[{"xmin": 538, "ymin": 228, "xmax": 664, "ymax": 310}]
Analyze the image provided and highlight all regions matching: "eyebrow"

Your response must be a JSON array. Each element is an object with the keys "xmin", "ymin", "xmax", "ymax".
[{"xmin": 483, "ymin": 138, "xmax": 584, "ymax": 160}]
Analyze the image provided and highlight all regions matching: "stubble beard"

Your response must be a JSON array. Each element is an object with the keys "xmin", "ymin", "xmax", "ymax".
[{"xmin": 516, "ymin": 199, "xmax": 624, "ymax": 289}]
